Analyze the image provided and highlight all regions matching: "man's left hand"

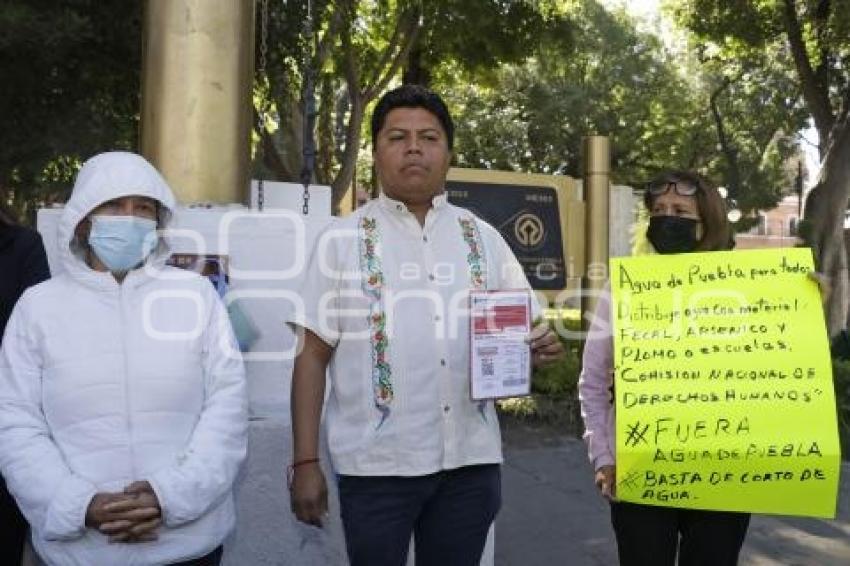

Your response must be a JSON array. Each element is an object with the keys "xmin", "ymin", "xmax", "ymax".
[{"xmin": 528, "ymin": 322, "xmax": 564, "ymax": 368}]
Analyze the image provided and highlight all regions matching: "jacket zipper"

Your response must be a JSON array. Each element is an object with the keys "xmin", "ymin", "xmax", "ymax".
[{"xmin": 119, "ymin": 282, "xmax": 137, "ymax": 479}]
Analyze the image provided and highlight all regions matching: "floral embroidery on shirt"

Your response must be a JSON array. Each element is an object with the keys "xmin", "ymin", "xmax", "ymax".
[
  {"xmin": 359, "ymin": 217, "xmax": 392, "ymax": 427},
  {"xmin": 458, "ymin": 216, "xmax": 491, "ymax": 422},
  {"xmin": 359, "ymin": 214, "xmax": 493, "ymax": 427},
  {"xmin": 458, "ymin": 217, "xmax": 487, "ymax": 290}
]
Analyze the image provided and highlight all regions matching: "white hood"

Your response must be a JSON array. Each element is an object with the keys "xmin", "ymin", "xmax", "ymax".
[{"xmin": 58, "ymin": 151, "xmax": 177, "ymax": 283}]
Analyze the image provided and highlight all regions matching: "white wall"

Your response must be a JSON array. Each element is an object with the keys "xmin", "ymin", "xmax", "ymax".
[{"xmin": 610, "ymin": 184, "xmax": 637, "ymax": 258}]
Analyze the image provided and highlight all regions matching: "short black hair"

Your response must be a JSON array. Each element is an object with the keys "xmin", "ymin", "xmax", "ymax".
[{"xmin": 371, "ymin": 85, "xmax": 454, "ymax": 150}]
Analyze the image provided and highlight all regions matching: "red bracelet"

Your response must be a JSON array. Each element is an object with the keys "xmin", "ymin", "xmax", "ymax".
[{"xmin": 287, "ymin": 458, "xmax": 320, "ymax": 488}]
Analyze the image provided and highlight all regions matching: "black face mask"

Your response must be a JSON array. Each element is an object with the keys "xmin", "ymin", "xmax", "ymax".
[{"xmin": 647, "ymin": 216, "xmax": 699, "ymax": 254}]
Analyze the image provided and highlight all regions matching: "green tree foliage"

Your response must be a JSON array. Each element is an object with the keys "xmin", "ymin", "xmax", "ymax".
[
  {"xmin": 697, "ymin": 38, "xmax": 809, "ymax": 215},
  {"xmin": 256, "ymin": 0, "xmax": 573, "ymax": 212},
  {"xmin": 443, "ymin": 0, "xmax": 804, "ymax": 226},
  {"xmin": 444, "ymin": 0, "xmax": 702, "ymax": 183},
  {"xmin": 675, "ymin": 0, "xmax": 850, "ymax": 336},
  {"xmin": 0, "ymin": 0, "xmax": 142, "ymax": 222},
  {"xmin": 403, "ymin": 0, "xmax": 573, "ymax": 86},
  {"xmin": 257, "ymin": 0, "xmax": 421, "ymax": 211},
  {"xmin": 0, "ymin": 0, "xmax": 823, "ymax": 254}
]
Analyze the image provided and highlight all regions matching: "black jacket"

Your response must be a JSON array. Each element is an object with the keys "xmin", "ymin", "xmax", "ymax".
[{"xmin": 0, "ymin": 223, "xmax": 51, "ymax": 342}]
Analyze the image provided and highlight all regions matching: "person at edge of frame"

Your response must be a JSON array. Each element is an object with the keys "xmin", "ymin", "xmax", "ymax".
[
  {"xmin": 0, "ymin": 199, "xmax": 51, "ymax": 565},
  {"xmin": 578, "ymin": 169, "xmax": 836, "ymax": 566},
  {"xmin": 0, "ymin": 151, "xmax": 247, "ymax": 566}
]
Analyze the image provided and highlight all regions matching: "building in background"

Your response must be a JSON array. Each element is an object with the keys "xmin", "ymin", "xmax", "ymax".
[{"xmin": 735, "ymin": 194, "xmax": 802, "ymax": 249}]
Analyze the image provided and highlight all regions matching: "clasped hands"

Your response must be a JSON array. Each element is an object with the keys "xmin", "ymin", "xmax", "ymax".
[{"xmin": 85, "ymin": 481, "xmax": 162, "ymax": 543}]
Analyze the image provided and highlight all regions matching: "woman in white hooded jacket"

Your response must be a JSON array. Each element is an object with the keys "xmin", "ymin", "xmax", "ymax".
[{"xmin": 0, "ymin": 152, "xmax": 248, "ymax": 566}]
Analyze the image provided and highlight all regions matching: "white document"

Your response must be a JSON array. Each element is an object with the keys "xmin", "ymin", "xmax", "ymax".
[{"xmin": 469, "ymin": 290, "xmax": 533, "ymax": 400}]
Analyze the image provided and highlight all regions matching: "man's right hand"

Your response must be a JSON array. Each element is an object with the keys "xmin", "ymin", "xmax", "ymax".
[
  {"xmin": 594, "ymin": 465, "xmax": 616, "ymax": 501},
  {"xmin": 289, "ymin": 463, "xmax": 328, "ymax": 527},
  {"xmin": 290, "ymin": 329, "xmax": 332, "ymax": 528}
]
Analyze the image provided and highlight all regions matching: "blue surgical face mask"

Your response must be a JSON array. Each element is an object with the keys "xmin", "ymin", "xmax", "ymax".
[{"xmin": 88, "ymin": 215, "xmax": 158, "ymax": 272}]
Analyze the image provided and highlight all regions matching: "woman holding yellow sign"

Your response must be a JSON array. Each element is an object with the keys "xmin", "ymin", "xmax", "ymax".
[{"xmin": 578, "ymin": 170, "xmax": 751, "ymax": 565}]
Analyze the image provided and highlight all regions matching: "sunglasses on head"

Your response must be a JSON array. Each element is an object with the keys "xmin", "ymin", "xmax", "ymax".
[{"xmin": 647, "ymin": 181, "xmax": 699, "ymax": 197}]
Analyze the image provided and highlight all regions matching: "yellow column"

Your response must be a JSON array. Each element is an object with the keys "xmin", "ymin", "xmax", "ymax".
[
  {"xmin": 140, "ymin": 0, "xmax": 255, "ymax": 204},
  {"xmin": 582, "ymin": 136, "xmax": 611, "ymax": 329}
]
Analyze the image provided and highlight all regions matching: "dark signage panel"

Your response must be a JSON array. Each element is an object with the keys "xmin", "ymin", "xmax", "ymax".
[{"xmin": 446, "ymin": 180, "xmax": 566, "ymax": 290}]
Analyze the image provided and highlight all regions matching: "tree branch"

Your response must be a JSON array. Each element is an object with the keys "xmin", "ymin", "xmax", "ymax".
[
  {"xmin": 364, "ymin": 9, "xmax": 422, "ymax": 100},
  {"xmin": 813, "ymin": 0, "xmax": 831, "ymax": 95},
  {"xmin": 339, "ymin": 0, "xmax": 361, "ymax": 100},
  {"xmin": 364, "ymin": 8, "xmax": 408, "ymax": 89},
  {"xmin": 330, "ymin": 2, "xmax": 422, "ymax": 211},
  {"xmin": 314, "ymin": 4, "xmax": 344, "ymax": 73},
  {"xmin": 709, "ymin": 77, "xmax": 742, "ymax": 198}
]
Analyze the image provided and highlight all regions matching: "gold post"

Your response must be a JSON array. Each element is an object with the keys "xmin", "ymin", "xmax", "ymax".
[
  {"xmin": 140, "ymin": 0, "xmax": 255, "ymax": 204},
  {"xmin": 582, "ymin": 136, "xmax": 611, "ymax": 330}
]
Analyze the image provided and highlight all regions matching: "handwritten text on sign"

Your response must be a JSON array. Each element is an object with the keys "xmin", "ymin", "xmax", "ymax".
[{"xmin": 611, "ymin": 248, "xmax": 840, "ymax": 517}]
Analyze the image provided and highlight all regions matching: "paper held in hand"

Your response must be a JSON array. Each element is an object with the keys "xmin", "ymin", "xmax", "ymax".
[{"xmin": 469, "ymin": 290, "xmax": 533, "ymax": 400}]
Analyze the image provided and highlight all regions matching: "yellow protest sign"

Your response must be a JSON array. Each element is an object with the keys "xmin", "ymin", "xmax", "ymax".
[{"xmin": 610, "ymin": 248, "xmax": 840, "ymax": 517}]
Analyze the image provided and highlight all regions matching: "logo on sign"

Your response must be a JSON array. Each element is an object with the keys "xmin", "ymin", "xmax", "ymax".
[{"xmin": 513, "ymin": 213, "xmax": 545, "ymax": 249}]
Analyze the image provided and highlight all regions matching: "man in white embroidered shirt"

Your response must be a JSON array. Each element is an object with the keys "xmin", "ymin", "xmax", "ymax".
[{"xmin": 287, "ymin": 85, "xmax": 564, "ymax": 566}]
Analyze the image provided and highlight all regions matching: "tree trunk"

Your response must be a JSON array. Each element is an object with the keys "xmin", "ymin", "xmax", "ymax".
[
  {"xmin": 782, "ymin": 0, "xmax": 834, "ymax": 147},
  {"xmin": 803, "ymin": 111, "xmax": 850, "ymax": 337},
  {"xmin": 255, "ymin": 96, "xmax": 303, "ymax": 182},
  {"xmin": 316, "ymin": 73, "xmax": 335, "ymax": 186},
  {"xmin": 331, "ymin": 95, "xmax": 365, "ymax": 214},
  {"xmin": 330, "ymin": 3, "xmax": 421, "ymax": 214},
  {"xmin": 780, "ymin": 0, "xmax": 847, "ymax": 336}
]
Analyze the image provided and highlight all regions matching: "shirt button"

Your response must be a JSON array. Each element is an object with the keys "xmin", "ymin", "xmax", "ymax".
[
  {"xmin": 428, "ymin": 274, "xmax": 436, "ymax": 281},
  {"xmin": 443, "ymin": 405, "xmax": 451, "ymax": 413},
  {"xmin": 434, "ymin": 315, "xmax": 441, "ymax": 322},
  {"xmin": 440, "ymin": 359, "xmax": 447, "ymax": 367},
  {"xmin": 423, "ymin": 235, "xmax": 428, "ymax": 242}
]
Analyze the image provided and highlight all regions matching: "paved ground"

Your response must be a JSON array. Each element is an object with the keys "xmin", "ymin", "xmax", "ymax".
[
  {"xmin": 20, "ymin": 416, "xmax": 847, "ymax": 565},
  {"xmin": 496, "ymin": 419, "xmax": 850, "ymax": 566}
]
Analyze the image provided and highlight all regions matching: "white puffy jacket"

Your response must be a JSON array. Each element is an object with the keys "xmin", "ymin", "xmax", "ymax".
[{"xmin": 0, "ymin": 152, "xmax": 248, "ymax": 565}]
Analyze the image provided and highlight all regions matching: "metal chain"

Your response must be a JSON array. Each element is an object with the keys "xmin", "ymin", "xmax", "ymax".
[
  {"xmin": 301, "ymin": 181, "xmax": 311, "ymax": 215},
  {"xmin": 259, "ymin": 0, "xmax": 268, "ymax": 82},
  {"xmin": 300, "ymin": 0, "xmax": 315, "ymax": 216},
  {"xmin": 256, "ymin": 0, "xmax": 269, "ymax": 211}
]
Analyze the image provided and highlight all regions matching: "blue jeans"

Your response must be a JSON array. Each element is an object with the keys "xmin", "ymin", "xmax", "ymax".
[{"xmin": 338, "ymin": 464, "xmax": 501, "ymax": 566}]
